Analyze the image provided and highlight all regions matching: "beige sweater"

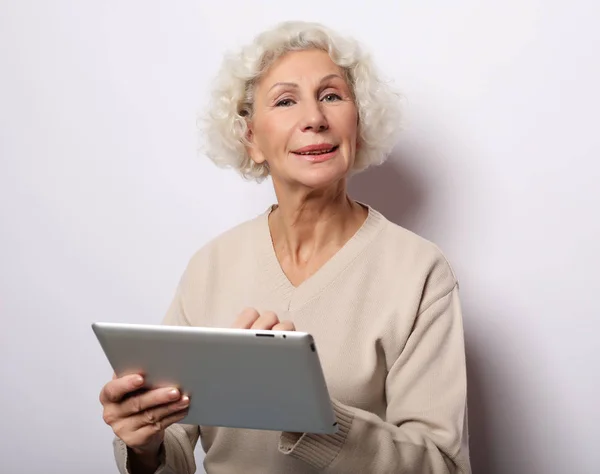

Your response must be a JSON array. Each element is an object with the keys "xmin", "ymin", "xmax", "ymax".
[{"xmin": 114, "ymin": 205, "xmax": 471, "ymax": 473}]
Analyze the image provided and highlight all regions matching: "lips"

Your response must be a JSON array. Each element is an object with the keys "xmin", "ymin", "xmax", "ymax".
[{"xmin": 292, "ymin": 144, "xmax": 339, "ymax": 155}]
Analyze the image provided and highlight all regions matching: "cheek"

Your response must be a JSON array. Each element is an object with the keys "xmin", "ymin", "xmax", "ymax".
[
  {"xmin": 342, "ymin": 111, "xmax": 359, "ymax": 156},
  {"xmin": 333, "ymin": 106, "xmax": 359, "ymax": 139},
  {"xmin": 350, "ymin": 110, "xmax": 359, "ymax": 138},
  {"xmin": 256, "ymin": 115, "xmax": 295, "ymax": 152},
  {"xmin": 343, "ymin": 118, "xmax": 359, "ymax": 149}
]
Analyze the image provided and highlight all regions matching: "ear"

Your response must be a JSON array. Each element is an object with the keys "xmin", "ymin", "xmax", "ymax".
[{"xmin": 245, "ymin": 123, "xmax": 266, "ymax": 165}]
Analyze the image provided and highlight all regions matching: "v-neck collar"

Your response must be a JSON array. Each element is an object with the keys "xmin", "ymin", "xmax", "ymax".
[{"xmin": 255, "ymin": 203, "xmax": 386, "ymax": 311}]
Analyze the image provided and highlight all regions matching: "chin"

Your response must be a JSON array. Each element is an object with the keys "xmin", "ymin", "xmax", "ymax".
[{"xmin": 292, "ymin": 165, "xmax": 350, "ymax": 189}]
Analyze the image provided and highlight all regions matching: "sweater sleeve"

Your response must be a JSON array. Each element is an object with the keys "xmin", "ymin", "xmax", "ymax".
[
  {"xmin": 278, "ymin": 285, "xmax": 471, "ymax": 473},
  {"xmin": 112, "ymin": 279, "xmax": 202, "ymax": 473},
  {"xmin": 113, "ymin": 424, "xmax": 200, "ymax": 474}
]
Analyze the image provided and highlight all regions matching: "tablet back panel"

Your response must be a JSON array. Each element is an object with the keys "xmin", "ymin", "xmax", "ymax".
[{"xmin": 92, "ymin": 323, "xmax": 337, "ymax": 434}]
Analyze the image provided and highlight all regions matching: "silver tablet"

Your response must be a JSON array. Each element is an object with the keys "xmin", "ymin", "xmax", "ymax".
[{"xmin": 92, "ymin": 322, "xmax": 337, "ymax": 434}]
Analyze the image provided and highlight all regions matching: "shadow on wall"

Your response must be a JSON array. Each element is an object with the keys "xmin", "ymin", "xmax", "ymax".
[
  {"xmin": 464, "ymin": 334, "xmax": 495, "ymax": 474},
  {"xmin": 348, "ymin": 150, "xmax": 493, "ymax": 474},
  {"xmin": 349, "ymin": 152, "xmax": 426, "ymax": 232}
]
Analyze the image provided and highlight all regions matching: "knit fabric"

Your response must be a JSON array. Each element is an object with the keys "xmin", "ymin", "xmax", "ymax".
[{"xmin": 114, "ymin": 205, "xmax": 471, "ymax": 473}]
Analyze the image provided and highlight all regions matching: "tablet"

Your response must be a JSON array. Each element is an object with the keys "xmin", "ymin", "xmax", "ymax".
[{"xmin": 92, "ymin": 322, "xmax": 338, "ymax": 434}]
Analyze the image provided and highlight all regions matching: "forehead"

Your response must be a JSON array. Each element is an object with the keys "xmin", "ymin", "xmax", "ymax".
[{"xmin": 258, "ymin": 49, "xmax": 344, "ymax": 88}]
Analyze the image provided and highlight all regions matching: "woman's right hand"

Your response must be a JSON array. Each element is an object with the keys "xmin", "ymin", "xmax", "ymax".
[{"xmin": 99, "ymin": 373, "xmax": 190, "ymax": 462}]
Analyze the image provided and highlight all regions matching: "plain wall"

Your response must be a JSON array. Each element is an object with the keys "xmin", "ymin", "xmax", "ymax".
[{"xmin": 1, "ymin": 1, "xmax": 598, "ymax": 473}]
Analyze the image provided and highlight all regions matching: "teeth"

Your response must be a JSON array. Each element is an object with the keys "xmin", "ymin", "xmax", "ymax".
[{"xmin": 297, "ymin": 147, "xmax": 335, "ymax": 155}]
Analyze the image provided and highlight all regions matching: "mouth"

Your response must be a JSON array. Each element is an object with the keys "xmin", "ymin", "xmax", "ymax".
[{"xmin": 291, "ymin": 145, "xmax": 339, "ymax": 156}]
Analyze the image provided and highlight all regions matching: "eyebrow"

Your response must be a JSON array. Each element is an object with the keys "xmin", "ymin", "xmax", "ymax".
[{"xmin": 267, "ymin": 74, "xmax": 345, "ymax": 93}]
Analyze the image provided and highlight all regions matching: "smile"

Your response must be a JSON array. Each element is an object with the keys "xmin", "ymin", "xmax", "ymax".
[{"xmin": 292, "ymin": 145, "xmax": 339, "ymax": 156}]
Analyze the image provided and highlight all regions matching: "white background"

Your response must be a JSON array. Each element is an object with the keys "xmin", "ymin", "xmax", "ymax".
[{"xmin": 1, "ymin": 1, "xmax": 599, "ymax": 473}]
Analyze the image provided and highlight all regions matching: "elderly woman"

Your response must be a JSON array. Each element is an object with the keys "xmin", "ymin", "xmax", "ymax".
[{"xmin": 100, "ymin": 21, "xmax": 471, "ymax": 474}]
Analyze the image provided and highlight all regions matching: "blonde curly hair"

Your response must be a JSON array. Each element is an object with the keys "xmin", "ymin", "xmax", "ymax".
[{"xmin": 201, "ymin": 21, "xmax": 404, "ymax": 182}]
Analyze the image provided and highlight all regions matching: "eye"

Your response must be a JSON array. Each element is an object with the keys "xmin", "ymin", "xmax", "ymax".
[
  {"xmin": 275, "ymin": 98, "xmax": 295, "ymax": 107},
  {"xmin": 321, "ymin": 93, "xmax": 342, "ymax": 103}
]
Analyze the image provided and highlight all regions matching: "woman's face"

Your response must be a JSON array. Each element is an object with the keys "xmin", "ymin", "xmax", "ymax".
[{"xmin": 247, "ymin": 49, "xmax": 359, "ymax": 190}]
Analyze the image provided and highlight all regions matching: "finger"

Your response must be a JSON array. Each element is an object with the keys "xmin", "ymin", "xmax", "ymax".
[
  {"xmin": 127, "ymin": 407, "xmax": 190, "ymax": 447},
  {"xmin": 232, "ymin": 308, "xmax": 260, "ymax": 329},
  {"xmin": 272, "ymin": 320, "xmax": 296, "ymax": 331},
  {"xmin": 129, "ymin": 395, "xmax": 191, "ymax": 431},
  {"xmin": 250, "ymin": 311, "xmax": 280, "ymax": 330},
  {"xmin": 117, "ymin": 387, "xmax": 182, "ymax": 419},
  {"xmin": 100, "ymin": 374, "xmax": 144, "ymax": 405}
]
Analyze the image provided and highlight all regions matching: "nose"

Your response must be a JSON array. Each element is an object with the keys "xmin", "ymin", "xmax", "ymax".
[{"xmin": 300, "ymin": 99, "xmax": 329, "ymax": 132}]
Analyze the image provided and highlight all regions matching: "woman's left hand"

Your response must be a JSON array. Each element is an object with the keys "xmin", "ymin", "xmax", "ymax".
[{"xmin": 232, "ymin": 308, "xmax": 296, "ymax": 331}]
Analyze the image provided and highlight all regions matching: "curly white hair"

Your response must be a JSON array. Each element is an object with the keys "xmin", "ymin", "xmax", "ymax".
[{"xmin": 201, "ymin": 21, "xmax": 404, "ymax": 182}]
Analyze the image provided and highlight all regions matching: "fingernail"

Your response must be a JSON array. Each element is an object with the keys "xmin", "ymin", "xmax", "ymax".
[
  {"xmin": 133, "ymin": 375, "xmax": 144, "ymax": 386},
  {"xmin": 168, "ymin": 388, "xmax": 180, "ymax": 399},
  {"xmin": 180, "ymin": 395, "xmax": 190, "ymax": 405}
]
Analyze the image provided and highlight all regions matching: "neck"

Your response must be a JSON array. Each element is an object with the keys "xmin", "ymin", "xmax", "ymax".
[{"xmin": 269, "ymin": 179, "xmax": 367, "ymax": 266}]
